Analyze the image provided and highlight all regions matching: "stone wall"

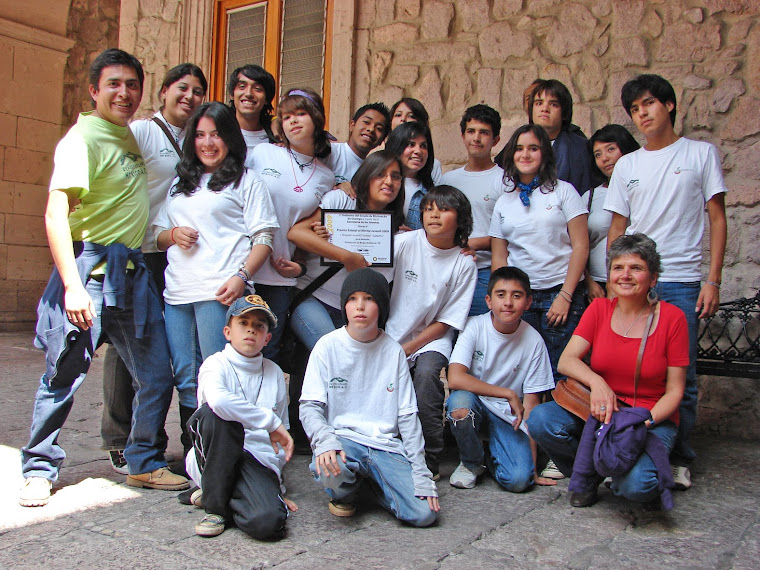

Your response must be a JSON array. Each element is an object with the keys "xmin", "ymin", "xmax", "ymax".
[
  {"xmin": 353, "ymin": 0, "xmax": 760, "ymax": 303},
  {"xmin": 0, "ymin": 2, "xmax": 74, "ymax": 330}
]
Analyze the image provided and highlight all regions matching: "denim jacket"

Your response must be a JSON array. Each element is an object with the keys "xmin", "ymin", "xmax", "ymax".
[{"xmin": 35, "ymin": 241, "xmax": 159, "ymax": 381}]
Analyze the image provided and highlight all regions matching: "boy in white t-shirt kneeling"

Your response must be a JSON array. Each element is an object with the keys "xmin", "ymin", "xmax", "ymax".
[
  {"xmin": 446, "ymin": 267, "xmax": 556, "ymax": 491},
  {"xmin": 300, "ymin": 268, "xmax": 439, "ymax": 526},
  {"xmin": 185, "ymin": 295, "xmax": 296, "ymax": 539}
]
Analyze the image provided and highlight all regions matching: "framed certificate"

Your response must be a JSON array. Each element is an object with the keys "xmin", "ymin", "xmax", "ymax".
[{"xmin": 320, "ymin": 210, "xmax": 394, "ymax": 267}]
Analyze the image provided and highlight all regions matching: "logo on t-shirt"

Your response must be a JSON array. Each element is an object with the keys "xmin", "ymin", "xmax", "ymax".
[
  {"xmin": 404, "ymin": 270, "xmax": 418, "ymax": 283},
  {"xmin": 329, "ymin": 377, "xmax": 348, "ymax": 390},
  {"xmin": 386, "ymin": 382, "xmax": 394, "ymax": 393},
  {"xmin": 626, "ymin": 179, "xmax": 640, "ymax": 191},
  {"xmin": 473, "ymin": 350, "xmax": 485, "ymax": 362},
  {"xmin": 120, "ymin": 152, "xmax": 146, "ymax": 180},
  {"xmin": 159, "ymin": 147, "xmax": 175, "ymax": 158},
  {"xmin": 261, "ymin": 168, "xmax": 281, "ymax": 178},
  {"xmin": 674, "ymin": 166, "xmax": 695, "ymax": 175}
]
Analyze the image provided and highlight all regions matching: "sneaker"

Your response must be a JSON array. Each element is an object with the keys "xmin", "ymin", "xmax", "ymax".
[
  {"xmin": 19, "ymin": 477, "xmax": 52, "ymax": 507},
  {"xmin": 127, "ymin": 467, "xmax": 190, "ymax": 491},
  {"xmin": 540, "ymin": 460, "xmax": 566, "ymax": 480},
  {"xmin": 195, "ymin": 514, "xmax": 226, "ymax": 537},
  {"xmin": 190, "ymin": 488, "xmax": 203, "ymax": 507},
  {"xmin": 449, "ymin": 462, "xmax": 486, "ymax": 489},
  {"xmin": 671, "ymin": 465, "xmax": 692, "ymax": 490},
  {"xmin": 328, "ymin": 500, "xmax": 356, "ymax": 517},
  {"xmin": 108, "ymin": 450, "xmax": 129, "ymax": 475}
]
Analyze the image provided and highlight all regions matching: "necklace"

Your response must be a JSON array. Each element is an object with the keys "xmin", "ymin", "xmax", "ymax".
[
  {"xmin": 616, "ymin": 304, "xmax": 650, "ymax": 338},
  {"xmin": 288, "ymin": 149, "xmax": 316, "ymax": 192}
]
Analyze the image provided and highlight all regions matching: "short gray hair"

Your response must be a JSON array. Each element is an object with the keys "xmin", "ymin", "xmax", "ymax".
[{"xmin": 607, "ymin": 233, "xmax": 662, "ymax": 277}]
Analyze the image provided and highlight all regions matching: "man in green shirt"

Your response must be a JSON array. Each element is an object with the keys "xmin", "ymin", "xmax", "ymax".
[{"xmin": 20, "ymin": 49, "xmax": 189, "ymax": 507}]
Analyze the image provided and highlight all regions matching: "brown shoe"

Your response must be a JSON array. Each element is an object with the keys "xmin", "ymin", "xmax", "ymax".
[
  {"xmin": 127, "ymin": 467, "xmax": 189, "ymax": 490},
  {"xmin": 328, "ymin": 500, "xmax": 356, "ymax": 517}
]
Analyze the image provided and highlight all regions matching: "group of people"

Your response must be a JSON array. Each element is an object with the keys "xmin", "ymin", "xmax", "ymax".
[{"xmin": 18, "ymin": 47, "xmax": 727, "ymax": 542}]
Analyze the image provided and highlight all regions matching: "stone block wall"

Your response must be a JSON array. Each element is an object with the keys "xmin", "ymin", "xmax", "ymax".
[{"xmin": 354, "ymin": 0, "xmax": 760, "ymax": 304}]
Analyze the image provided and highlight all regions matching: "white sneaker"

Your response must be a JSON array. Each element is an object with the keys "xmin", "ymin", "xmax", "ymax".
[
  {"xmin": 540, "ymin": 459, "xmax": 565, "ymax": 480},
  {"xmin": 671, "ymin": 465, "xmax": 692, "ymax": 490},
  {"xmin": 449, "ymin": 462, "xmax": 486, "ymax": 489},
  {"xmin": 19, "ymin": 477, "xmax": 52, "ymax": 507}
]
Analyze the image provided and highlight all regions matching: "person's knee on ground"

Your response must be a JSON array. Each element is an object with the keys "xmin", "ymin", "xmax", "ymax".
[
  {"xmin": 490, "ymin": 462, "xmax": 534, "ymax": 493},
  {"xmin": 233, "ymin": 503, "xmax": 288, "ymax": 540},
  {"xmin": 398, "ymin": 497, "xmax": 437, "ymax": 528}
]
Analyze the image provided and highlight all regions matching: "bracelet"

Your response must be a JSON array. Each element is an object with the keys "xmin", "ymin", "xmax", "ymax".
[
  {"xmin": 170, "ymin": 227, "xmax": 178, "ymax": 244},
  {"xmin": 705, "ymin": 280, "xmax": 721, "ymax": 289},
  {"xmin": 559, "ymin": 289, "xmax": 573, "ymax": 302},
  {"xmin": 297, "ymin": 262, "xmax": 307, "ymax": 277},
  {"xmin": 238, "ymin": 265, "xmax": 251, "ymax": 282},
  {"xmin": 236, "ymin": 271, "xmax": 254, "ymax": 288}
]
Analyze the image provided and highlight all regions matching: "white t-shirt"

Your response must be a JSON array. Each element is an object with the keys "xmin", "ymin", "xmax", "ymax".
[
  {"xmin": 431, "ymin": 158, "xmax": 443, "ymax": 185},
  {"xmin": 441, "ymin": 164, "xmax": 508, "ymax": 270},
  {"xmin": 130, "ymin": 112, "xmax": 185, "ymax": 253},
  {"xmin": 301, "ymin": 327, "xmax": 418, "ymax": 455},
  {"xmin": 154, "ymin": 169, "xmax": 278, "ymax": 305},
  {"xmin": 488, "ymin": 180, "xmax": 588, "ymax": 290},
  {"xmin": 242, "ymin": 129, "xmax": 270, "ymax": 169},
  {"xmin": 604, "ymin": 137, "xmax": 727, "ymax": 282},
  {"xmin": 249, "ymin": 144, "xmax": 334, "ymax": 286},
  {"xmin": 450, "ymin": 314, "xmax": 554, "ymax": 435},
  {"xmin": 296, "ymin": 190, "xmax": 393, "ymax": 309},
  {"xmin": 322, "ymin": 141, "xmax": 364, "ymax": 185},
  {"xmin": 386, "ymin": 230, "xmax": 477, "ymax": 360},
  {"xmin": 186, "ymin": 344, "xmax": 289, "ymax": 486},
  {"xmin": 582, "ymin": 184, "xmax": 612, "ymax": 282}
]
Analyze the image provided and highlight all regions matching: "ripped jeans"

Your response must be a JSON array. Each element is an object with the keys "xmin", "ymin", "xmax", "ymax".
[{"xmin": 446, "ymin": 390, "xmax": 534, "ymax": 492}]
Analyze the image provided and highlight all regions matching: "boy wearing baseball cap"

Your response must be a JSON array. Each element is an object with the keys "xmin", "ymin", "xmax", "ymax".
[
  {"xmin": 185, "ymin": 295, "xmax": 296, "ymax": 539},
  {"xmin": 299, "ymin": 268, "xmax": 439, "ymax": 526}
]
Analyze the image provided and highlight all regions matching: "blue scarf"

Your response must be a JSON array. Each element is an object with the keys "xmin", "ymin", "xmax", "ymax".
[{"xmin": 517, "ymin": 175, "xmax": 541, "ymax": 206}]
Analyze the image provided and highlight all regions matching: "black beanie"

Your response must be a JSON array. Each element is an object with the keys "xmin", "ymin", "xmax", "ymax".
[{"xmin": 340, "ymin": 268, "xmax": 391, "ymax": 329}]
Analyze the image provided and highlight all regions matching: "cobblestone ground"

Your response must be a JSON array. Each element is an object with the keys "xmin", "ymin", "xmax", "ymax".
[{"xmin": 1, "ymin": 332, "xmax": 758, "ymax": 569}]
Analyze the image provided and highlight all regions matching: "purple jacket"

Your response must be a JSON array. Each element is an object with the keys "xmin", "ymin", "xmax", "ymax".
[{"xmin": 568, "ymin": 407, "xmax": 675, "ymax": 510}]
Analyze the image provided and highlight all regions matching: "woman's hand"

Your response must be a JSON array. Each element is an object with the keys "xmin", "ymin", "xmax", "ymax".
[
  {"xmin": 343, "ymin": 251, "xmax": 370, "ymax": 272},
  {"xmin": 171, "ymin": 226, "xmax": 199, "ymax": 249},
  {"xmin": 590, "ymin": 381, "xmax": 619, "ymax": 425},
  {"xmin": 215, "ymin": 275, "xmax": 246, "ymax": 306},
  {"xmin": 270, "ymin": 256, "xmax": 302, "ymax": 278},
  {"xmin": 310, "ymin": 221, "xmax": 330, "ymax": 241},
  {"xmin": 335, "ymin": 181, "xmax": 356, "ymax": 199},
  {"xmin": 546, "ymin": 294, "xmax": 571, "ymax": 327}
]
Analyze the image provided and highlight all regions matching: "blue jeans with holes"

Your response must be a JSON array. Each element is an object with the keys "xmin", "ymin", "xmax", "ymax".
[
  {"xmin": 446, "ymin": 390, "xmax": 534, "ymax": 492},
  {"xmin": 521, "ymin": 286, "xmax": 585, "ymax": 382},
  {"xmin": 653, "ymin": 281, "xmax": 699, "ymax": 465},
  {"xmin": 22, "ymin": 276, "xmax": 174, "ymax": 479},
  {"xmin": 164, "ymin": 300, "xmax": 228, "ymax": 408},
  {"xmin": 526, "ymin": 401, "xmax": 678, "ymax": 503},
  {"xmin": 290, "ymin": 295, "xmax": 344, "ymax": 352},
  {"xmin": 310, "ymin": 436, "xmax": 437, "ymax": 527}
]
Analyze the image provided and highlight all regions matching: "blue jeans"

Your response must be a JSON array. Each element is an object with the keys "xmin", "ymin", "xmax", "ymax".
[
  {"xmin": 290, "ymin": 295, "xmax": 344, "ymax": 352},
  {"xmin": 653, "ymin": 281, "xmax": 699, "ymax": 465},
  {"xmin": 164, "ymin": 300, "xmax": 228, "ymax": 408},
  {"xmin": 446, "ymin": 390, "xmax": 534, "ymax": 492},
  {"xmin": 310, "ymin": 436, "xmax": 437, "ymax": 527},
  {"xmin": 468, "ymin": 267, "xmax": 491, "ymax": 317},
  {"xmin": 521, "ymin": 286, "xmax": 585, "ymax": 382},
  {"xmin": 22, "ymin": 276, "xmax": 174, "ymax": 479},
  {"xmin": 526, "ymin": 401, "xmax": 678, "ymax": 503},
  {"xmin": 255, "ymin": 284, "xmax": 291, "ymax": 364}
]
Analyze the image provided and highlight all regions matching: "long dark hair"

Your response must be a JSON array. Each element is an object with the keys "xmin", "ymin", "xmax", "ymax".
[
  {"xmin": 351, "ymin": 150, "xmax": 405, "ymax": 233},
  {"xmin": 385, "ymin": 121, "xmax": 435, "ymax": 191},
  {"xmin": 420, "ymin": 185, "xmax": 473, "ymax": 248},
  {"xmin": 588, "ymin": 124, "xmax": 640, "ymax": 181},
  {"xmin": 275, "ymin": 88, "xmax": 331, "ymax": 159},
  {"xmin": 501, "ymin": 124, "xmax": 557, "ymax": 193},
  {"xmin": 227, "ymin": 65, "xmax": 276, "ymax": 140},
  {"xmin": 173, "ymin": 102, "xmax": 246, "ymax": 196}
]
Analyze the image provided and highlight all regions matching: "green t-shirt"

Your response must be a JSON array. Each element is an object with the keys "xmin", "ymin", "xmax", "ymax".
[{"xmin": 49, "ymin": 112, "xmax": 148, "ymax": 249}]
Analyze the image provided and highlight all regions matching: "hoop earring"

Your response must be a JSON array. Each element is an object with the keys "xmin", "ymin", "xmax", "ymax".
[{"xmin": 647, "ymin": 288, "xmax": 658, "ymax": 304}]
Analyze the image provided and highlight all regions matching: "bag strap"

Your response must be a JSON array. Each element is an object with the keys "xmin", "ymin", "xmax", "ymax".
[
  {"xmin": 151, "ymin": 116, "xmax": 183, "ymax": 158},
  {"xmin": 633, "ymin": 302, "xmax": 657, "ymax": 406},
  {"xmin": 288, "ymin": 265, "xmax": 342, "ymax": 315}
]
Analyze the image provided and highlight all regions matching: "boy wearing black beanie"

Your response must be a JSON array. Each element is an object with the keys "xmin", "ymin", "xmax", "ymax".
[{"xmin": 299, "ymin": 268, "xmax": 439, "ymax": 525}]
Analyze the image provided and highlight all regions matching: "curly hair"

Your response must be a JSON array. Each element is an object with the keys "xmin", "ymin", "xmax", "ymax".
[
  {"xmin": 173, "ymin": 102, "xmax": 246, "ymax": 196},
  {"xmin": 420, "ymin": 185, "xmax": 473, "ymax": 248},
  {"xmin": 500, "ymin": 124, "xmax": 557, "ymax": 193}
]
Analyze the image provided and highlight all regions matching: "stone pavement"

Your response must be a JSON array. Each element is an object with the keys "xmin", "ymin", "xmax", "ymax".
[{"xmin": 1, "ymin": 331, "xmax": 758, "ymax": 569}]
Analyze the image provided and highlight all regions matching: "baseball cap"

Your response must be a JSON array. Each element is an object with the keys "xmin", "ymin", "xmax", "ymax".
[{"xmin": 225, "ymin": 294, "xmax": 278, "ymax": 328}]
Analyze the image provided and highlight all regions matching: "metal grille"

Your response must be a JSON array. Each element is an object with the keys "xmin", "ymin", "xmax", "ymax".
[
  {"xmin": 279, "ymin": 0, "xmax": 327, "ymax": 97},
  {"xmin": 225, "ymin": 4, "xmax": 267, "ymax": 98}
]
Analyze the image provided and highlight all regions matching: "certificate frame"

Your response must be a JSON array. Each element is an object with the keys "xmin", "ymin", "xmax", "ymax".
[{"xmin": 320, "ymin": 209, "xmax": 394, "ymax": 268}]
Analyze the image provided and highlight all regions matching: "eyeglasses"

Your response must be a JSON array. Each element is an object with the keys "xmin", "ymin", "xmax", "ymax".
[{"xmin": 375, "ymin": 171, "xmax": 403, "ymax": 183}]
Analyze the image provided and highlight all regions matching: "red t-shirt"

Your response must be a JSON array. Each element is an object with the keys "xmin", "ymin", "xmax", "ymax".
[{"xmin": 574, "ymin": 298, "xmax": 690, "ymax": 424}]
